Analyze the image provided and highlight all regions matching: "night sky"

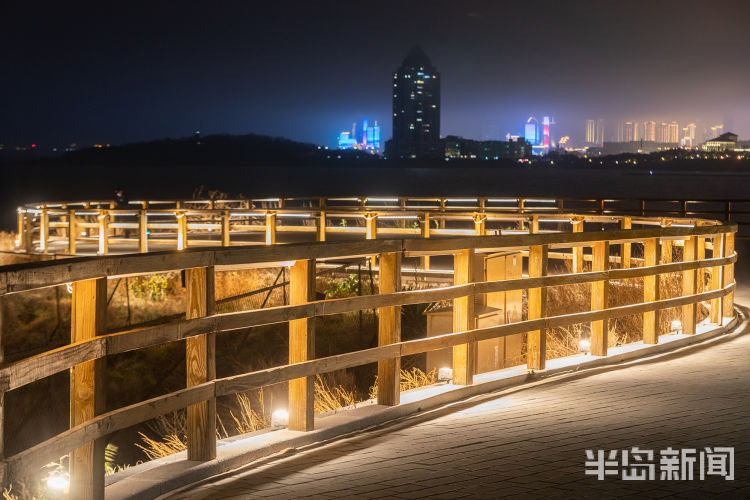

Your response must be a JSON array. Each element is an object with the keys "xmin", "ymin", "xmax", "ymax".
[{"xmin": 3, "ymin": 0, "xmax": 750, "ymax": 149}]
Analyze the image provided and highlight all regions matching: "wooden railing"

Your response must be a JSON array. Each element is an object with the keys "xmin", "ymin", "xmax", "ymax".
[
  {"xmin": 12, "ymin": 196, "xmax": 750, "ymax": 256},
  {"xmin": 0, "ymin": 212, "xmax": 738, "ymax": 499}
]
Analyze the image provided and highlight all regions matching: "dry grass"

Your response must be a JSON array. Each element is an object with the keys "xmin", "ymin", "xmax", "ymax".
[
  {"xmin": 314, "ymin": 374, "xmax": 358, "ymax": 414},
  {"xmin": 230, "ymin": 389, "xmax": 270, "ymax": 433},
  {"xmin": 369, "ymin": 367, "xmax": 437, "ymax": 399}
]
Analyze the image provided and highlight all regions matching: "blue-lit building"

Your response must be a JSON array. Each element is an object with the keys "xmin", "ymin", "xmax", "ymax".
[
  {"xmin": 338, "ymin": 119, "xmax": 381, "ymax": 153},
  {"xmin": 524, "ymin": 116, "xmax": 540, "ymax": 146}
]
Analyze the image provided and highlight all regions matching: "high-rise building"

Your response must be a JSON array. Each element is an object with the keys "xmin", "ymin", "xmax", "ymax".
[
  {"xmin": 585, "ymin": 119, "xmax": 595, "ymax": 144},
  {"xmin": 642, "ymin": 120, "xmax": 656, "ymax": 142},
  {"xmin": 390, "ymin": 46, "xmax": 440, "ymax": 159},
  {"xmin": 525, "ymin": 116, "xmax": 540, "ymax": 145},
  {"xmin": 682, "ymin": 123, "xmax": 696, "ymax": 147},
  {"xmin": 668, "ymin": 121, "xmax": 679, "ymax": 144},
  {"xmin": 338, "ymin": 118, "xmax": 381, "ymax": 152},
  {"xmin": 657, "ymin": 122, "xmax": 669, "ymax": 143},
  {"xmin": 595, "ymin": 119, "xmax": 604, "ymax": 145},
  {"xmin": 623, "ymin": 121, "xmax": 635, "ymax": 142}
]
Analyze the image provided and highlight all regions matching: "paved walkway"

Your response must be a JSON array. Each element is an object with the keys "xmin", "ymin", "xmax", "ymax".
[{"xmin": 166, "ymin": 311, "xmax": 750, "ymax": 499}]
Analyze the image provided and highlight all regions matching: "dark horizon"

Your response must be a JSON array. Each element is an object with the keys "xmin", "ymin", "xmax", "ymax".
[{"xmin": 2, "ymin": 1, "xmax": 750, "ymax": 149}]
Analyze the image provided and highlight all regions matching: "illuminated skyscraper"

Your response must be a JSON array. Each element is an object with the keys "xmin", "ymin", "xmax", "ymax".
[
  {"xmin": 391, "ymin": 46, "xmax": 440, "ymax": 158},
  {"xmin": 585, "ymin": 119, "xmax": 595, "ymax": 144},
  {"xmin": 595, "ymin": 119, "xmax": 604, "ymax": 145},
  {"xmin": 682, "ymin": 123, "xmax": 696, "ymax": 147},
  {"xmin": 642, "ymin": 120, "xmax": 656, "ymax": 142},
  {"xmin": 657, "ymin": 122, "xmax": 669, "ymax": 143},
  {"xmin": 338, "ymin": 118, "xmax": 381, "ymax": 152},
  {"xmin": 525, "ymin": 116, "xmax": 540, "ymax": 145},
  {"xmin": 668, "ymin": 121, "xmax": 679, "ymax": 144},
  {"xmin": 623, "ymin": 121, "xmax": 635, "ymax": 142}
]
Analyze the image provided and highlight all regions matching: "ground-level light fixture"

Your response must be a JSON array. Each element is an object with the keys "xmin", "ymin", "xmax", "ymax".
[
  {"xmin": 578, "ymin": 338, "xmax": 591, "ymax": 353},
  {"xmin": 271, "ymin": 409, "xmax": 289, "ymax": 427},
  {"xmin": 437, "ymin": 367, "xmax": 453, "ymax": 382},
  {"xmin": 670, "ymin": 320, "xmax": 682, "ymax": 333},
  {"xmin": 46, "ymin": 473, "xmax": 69, "ymax": 492}
]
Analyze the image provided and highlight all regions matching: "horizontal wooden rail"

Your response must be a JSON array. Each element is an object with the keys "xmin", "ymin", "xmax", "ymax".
[
  {"xmin": 1, "ymin": 207, "xmax": 739, "ymax": 495},
  {"xmin": 0, "ymin": 224, "xmax": 737, "ymax": 295},
  {"xmin": 1, "ymin": 282, "xmax": 735, "ymax": 483}
]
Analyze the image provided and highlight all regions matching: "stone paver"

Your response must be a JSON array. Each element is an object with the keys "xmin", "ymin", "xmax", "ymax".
[{"xmin": 166, "ymin": 320, "xmax": 750, "ymax": 499}]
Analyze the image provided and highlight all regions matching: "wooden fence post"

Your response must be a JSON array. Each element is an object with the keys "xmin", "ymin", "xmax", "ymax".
[
  {"xmin": 69, "ymin": 278, "xmax": 107, "ymax": 500},
  {"xmin": 530, "ymin": 215, "xmax": 539, "ymax": 234},
  {"xmin": 265, "ymin": 212, "xmax": 276, "ymax": 245},
  {"xmin": 710, "ymin": 234, "xmax": 724, "ymax": 323},
  {"xmin": 23, "ymin": 211, "xmax": 33, "ymax": 253},
  {"xmin": 317, "ymin": 210, "xmax": 326, "ymax": 242},
  {"xmin": 366, "ymin": 213, "xmax": 377, "ymax": 268},
  {"xmin": 16, "ymin": 208, "xmax": 24, "ymax": 249},
  {"xmin": 97, "ymin": 210, "xmax": 109, "ymax": 255},
  {"xmin": 221, "ymin": 211, "xmax": 230, "ymax": 247},
  {"xmin": 68, "ymin": 208, "xmax": 77, "ymax": 255},
  {"xmin": 723, "ymin": 232, "xmax": 734, "ymax": 319},
  {"xmin": 473, "ymin": 213, "xmax": 486, "ymax": 236},
  {"xmin": 177, "ymin": 211, "xmax": 188, "ymax": 250},
  {"xmin": 185, "ymin": 266, "xmax": 216, "ymax": 461},
  {"xmin": 590, "ymin": 241, "xmax": 610, "ymax": 356},
  {"xmin": 572, "ymin": 218, "xmax": 583, "ymax": 273},
  {"xmin": 377, "ymin": 252, "xmax": 401, "ymax": 405},
  {"xmin": 289, "ymin": 259, "xmax": 315, "ymax": 431},
  {"xmin": 138, "ymin": 209, "xmax": 148, "ymax": 253},
  {"xmin": 452, "ymin": 249, "xmax": 476, "ymax": 385},
  {"xmin": 621, "ymin": 217, "xmax": 632, "ymax": 268},
  {"xmin": 643, "ymin": 238, "xmax": 660, "ymax": 344},
  {"xmin": 527, "ymin": 244, "xmax": 548, "ymax": 369},
  {"xmin": 39, "ymin": 206, "xmax": 49, "ymax": 253},
  {"xmin": 681, "ymin": 236, "xmax": 698, "ymax": 335},
  {"xmin": 420, "ymin": 213, "xmax": 430, "ymax": 270}
]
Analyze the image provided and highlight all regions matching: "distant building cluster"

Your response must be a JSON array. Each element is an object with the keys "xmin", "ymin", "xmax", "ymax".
[{"xmin": 337, "ymin": 119, "xmax": 381, "ymax": 153}]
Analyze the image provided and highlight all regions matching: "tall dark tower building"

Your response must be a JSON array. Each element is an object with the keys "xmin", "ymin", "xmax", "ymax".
[{"xmin": 390, "ymin": 46, "xmax": 440, "ymax": 159}]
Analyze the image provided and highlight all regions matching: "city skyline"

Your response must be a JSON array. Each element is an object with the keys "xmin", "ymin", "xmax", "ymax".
[{"xmin": 2, "ymin": 1, "xmax": 749, "ymax": 151}]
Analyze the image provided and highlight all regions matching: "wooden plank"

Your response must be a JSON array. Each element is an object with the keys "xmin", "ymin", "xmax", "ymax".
[
  {"xmin": 138, "ymin": 209, "xmax": 148, "ymax": 253},
  {"xmin": 69, "ymin": 278, "xmax": 106, "ymax": 500},
  {"xmin": 527, "ymin": 244, "xmax": 548, "ymax": 370},
  {"xmin": 643, "ymin": 238, "xmax": 659, "ymax": 344},
  {"xmin": 366, "ymin": 213, "xmax": 377, "ymax": 268},
  {"xmin": 97, "ymin": 211, "xmax": 108, "ymax": 255},
  {"xmin": 474, "ymin": 213, "xmax": 486, "ymax": 236},
  {"xmin": 696, "ymin": 233, "xmax": 706, "ymax": 293},
  {"xmin": 288, "ymin": 259, "xmax": 315, "ymax": 431},
  {"xmin": 420, "ymin": 213, "xmax": 430, "ymax": 270},
  {"xmin": 452, "ymin": 249, "xmax": 475, "ymax": 385},
  {"xmin": 682, "ymin": 237, "xmax": 698, "ymax": 335},
  {"xmin": 221, "ymin": 211, "xmax": 230, "ymax": 247},
  {"xmin": 317, "ymin": 210, "xmax": 326, "ymax": 242},
  {"xmin": 572, "ymin": 219, "xmax": 583, "ymax": 273},
  {"xmin": 723, "ymin": 233, "xmax": 734, "ymax": 318},
  {"xmin": 710, "ymin": 234, "xmax": 723, "ymax": 323},
  {"xmin": 377, "ymin": 252, "xmax": 401, "ymax": 406},
  {"xmin": 16, "ymin": 209, "xmax": 24, "ymax": 250},
  {"xmin": 185, "ymin": 267, "xmax": 216, "ymax": 461},
  {"xmin": 590, "ymin": 241, "xmax": 610, "ymax": 355},
  {"xmin": 265, "ymin": 212, "xmax": 276, "ymax": 245},
  {"xmin": 1, "ymin": 224, "xmax": 736, "ymax": 296},
  {"xmin": 39, "ymin": 207, "xmax": 49, "ymax": 253},
  {"xmin": 68, "ymin": 208, "xmax": 77, "ymax": 255},
  {"xmin": 177, "ymin": 212, "xmax": 188, "ymax": 250},
  {"xmin": 621, "ymin": 217, "xmax": 632, "ymax": 268}
]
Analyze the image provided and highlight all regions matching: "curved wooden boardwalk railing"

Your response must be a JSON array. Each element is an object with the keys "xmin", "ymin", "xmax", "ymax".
[
  {"xmin": 12, "ymin": 196, "xmax": 750, "ymax": 256},
  {"xmin": 0, "ymin": 208, "xmax": 738, "ymax": 499}
]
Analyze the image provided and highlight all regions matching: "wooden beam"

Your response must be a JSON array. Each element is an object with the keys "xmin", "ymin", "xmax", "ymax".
[
  {"xmin": 177, "ymin": 211, "xmax": 188, "ymax": 250},
  {"xmin": 710, "ymin": 234, "xmax": 723, "ymax": 323},
  {"xmin": 697, "ymin": 233, "xmax": 706, "ymax": 293},
  {"xmin": 530, "ymin": 215, "xmax": 539, "ymax": 234},
  {"xmin": 138, "ymin": 209, "xmax": 148, "ymax": 253},
  {"xmin": 452, "ymin": 249, "xmax": 476, "ymax": 385},
  {"xmin": 527, "ymin": 244, "xmax": 548, "ymax": 369},
  {"xmin": 473, "ymin": 213, "xmax": 486, "ymax": 236},
  {"xmin": 317, "ymin": 210, "xmax": 326, "ymax": 242},
  {"xmin": 16, "ymin": 209, "xmax": 24, "ymax": 250},
  {"xmin": 572, "ymin": 219, "xmax": 583, "ymax": 273},
  {"xmin": 39, "ymin": 207, "xmax": 49, "ymax": 253},
  {"xmin": 643, "ymin": 238, "xmax": 660, "ymax": 344},
  {"xmin": 69, "ymin": 278, "xmax": 107, "ymax": 500},
  {"xmin": 68, "ymin": 208, "xmax": 77, "ymax": 255},
  {"xmin": 265, "ymin": 212, "xmax": 276, "ymax": 245},
  {"xmin": 682, "ymin": 236, "xmax": 698, "ymax": 335},
  {"xmin": 366, "ymin": 213, "xmax": 377, "ymax": 268},
  {"xmin": 288, "ymin": 259, "xmax": 315, "ymax": 431},
  {"xmin": 97, "ymin": 210, "xmax": 108, "ymax": 256},
  {"xmin": 620, "ymin": 217, "xmax": 632, "ymax": 268},
  {"xmin": 590, "ymin": 241, "xmax": 610, "ymax": 356},
  {"xmin": 722, "ymin": 232, "xmax": 734, "ymax": 318},
  {"xmin": 420, "ymin": 213, "xmax": 430, "ymax": 270},
  {"xmin": 221, "ymin": 211, "xmax": 230, "ymax": 247},
  {"xmin": 377, "ymin": 252, "xmax": 401, "ymax": 406},
  {"xmin": 185, "ymin": 267, "xmax": 216, "ymax": 461}
]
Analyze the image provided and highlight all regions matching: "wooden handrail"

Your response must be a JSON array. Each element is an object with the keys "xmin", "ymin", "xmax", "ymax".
[{"xmin": 0, "ymin": 209, "xmax": 739, "ymax": 495}]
